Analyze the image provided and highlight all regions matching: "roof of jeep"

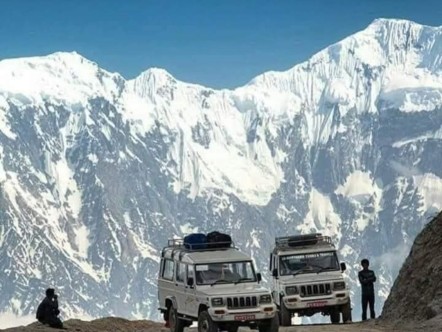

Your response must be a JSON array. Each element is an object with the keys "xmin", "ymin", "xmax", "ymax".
[{"xmin": 162, "ymin": 247, "xmax": 251, "ymax": 264}]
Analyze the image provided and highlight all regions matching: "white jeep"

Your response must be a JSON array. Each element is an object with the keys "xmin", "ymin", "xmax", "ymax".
[
  {"xmin": 270, "ymin": 234, "xmax": 352, "ymax": 325},
  {"xmin": 158, "ymin": 238, "xmax": 279, "ymax": 332}
]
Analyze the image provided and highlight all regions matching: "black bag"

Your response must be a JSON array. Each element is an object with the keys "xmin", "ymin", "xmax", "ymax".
[
  {"xmin": 207, "ymin": 231, "xmax": 232, "ymax": 249},
  {"xmin": 288, "ymin": 234, "xmax": 318, "ymax": 247},
  {"xmin": 183, "ymin": 233, "xmax": 207, "ymax": 250}
]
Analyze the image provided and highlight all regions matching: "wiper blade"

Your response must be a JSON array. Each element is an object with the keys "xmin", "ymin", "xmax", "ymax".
[
  {"xmin": 293, "ymin": 267, "xmax": 311, "ymax": 276},
  {"xmin": 234, "ymin": 278, "xmax": 253, "ymax": 285},
  {"xmin": 210, "ymin": 279, "xmax": 230, "ymax": 286},
  {"xmin": 316, "ymin": 267, "xmax": 335, "ymax": 274}
]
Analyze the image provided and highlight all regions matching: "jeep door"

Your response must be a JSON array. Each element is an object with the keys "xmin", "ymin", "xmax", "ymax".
[
  {"xmin": 175, "ymin": 261, "xmax": 188, "ymax": 315},
  {"xmin": 185, "ymin": 264, "xmax": 199, "ymax": 317},
  {"xmin": 158, "ymin": 258, "xmax": 175, "ymax": 311},
  {"xmin": 270, "ymin": 253, "xmax": 282, "ymax": 305}
]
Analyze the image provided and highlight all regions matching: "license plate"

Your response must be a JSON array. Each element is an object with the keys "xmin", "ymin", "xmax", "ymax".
[
  {"xmin": 234, "ymin": 314, "xmax": 256, "ymax": 321},
  {"xmin": 307, "ymin": 301, "xmax": 328, "ymax": 307}
]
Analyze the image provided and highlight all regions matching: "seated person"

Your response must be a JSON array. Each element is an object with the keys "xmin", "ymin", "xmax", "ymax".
[{"xmin": 36, "ymin": 288, "xmax": 63, "ymax": 329}]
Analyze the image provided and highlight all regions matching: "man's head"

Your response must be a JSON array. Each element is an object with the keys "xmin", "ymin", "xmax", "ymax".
[
  {"xmin": 46, "ymin": 288, "xmax": 55, "ymax": 298},
  {"xmin": 361, "ymin": 259, "xmax": 370, "ymax": 269}
]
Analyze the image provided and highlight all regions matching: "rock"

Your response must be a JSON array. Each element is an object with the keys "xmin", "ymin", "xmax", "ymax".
[{"xmin": 381, "ymin": 211, "xmax": 442, "ymax": 323}]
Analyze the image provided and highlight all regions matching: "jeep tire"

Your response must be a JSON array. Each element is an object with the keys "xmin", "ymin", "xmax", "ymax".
[
  {"xmin": 330, "ymin": 307, "xmax": 340, "ymax": 324},
  {"xmin": 341, "ymin": 301, "xmax": 352, "ymax": 323},
  {"xmin": 279, "ymin": 301, "xmax": 291, "ymax": 326},
  {"xmin": 169, "ymin": 305, "xmax": 185, "ymax": 332},
  {"xmin": 258, "ymin": 315, "xmax": 279, "ymax": 332},
  {"xmin": 198, "ymin": 310, "xmax": 218, "ymax": 332}
]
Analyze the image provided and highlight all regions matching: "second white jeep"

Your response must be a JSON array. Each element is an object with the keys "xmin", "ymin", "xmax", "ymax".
[
  {"xmin": 158, "ymin": 238, "xmax": 279, "ymax": 332},
  {"xmin": 270, "ymin": 234, "xmax": 352, "ymax": 325}
]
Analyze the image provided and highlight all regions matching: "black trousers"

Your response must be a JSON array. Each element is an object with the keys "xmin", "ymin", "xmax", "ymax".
[{"xmin": 362, "ymin": 293, "xmax": 375, "ymax": 320}]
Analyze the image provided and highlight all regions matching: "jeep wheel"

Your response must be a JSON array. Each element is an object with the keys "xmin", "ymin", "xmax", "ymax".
[
  {"xmin": 341, "ymin": 301, "xmax": 352, "ymax": 323},
  {"xmin": 330, "ymin": 308, "xmax": 340, "ymax": 324},
  {"xmin": 279, "ymin": 302, "xmax": 291, "ymax": 326},
  {"xmin": 169, "ymin": 305, "xmax": 185, "ymax": 332},
  {"xmin": 198, "ymin": 310, "xmax": 218, "ymax": 332},
  {"xmin": 258, "ymin": 315, "xmax": 279, "ymax": 332}
]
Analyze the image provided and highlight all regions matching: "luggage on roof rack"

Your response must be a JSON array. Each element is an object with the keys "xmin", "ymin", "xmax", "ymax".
[
  {"xmin": 288, "ymin": 234, "xmax": 319, "ymax": 247},
  {"xmin": 183, "ymin": 233, "xmax": 207, "ymax": 250},
  {"xmin": 207, "ymin": 231, "xmax": 232, "ymax": 249},
  {"xmin": 275, "ymin": 233, "xmax": 332, "ymax": 248}
]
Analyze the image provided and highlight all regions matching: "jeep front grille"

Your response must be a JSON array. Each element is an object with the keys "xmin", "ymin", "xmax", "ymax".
[
  {"xmin": 226, "ymin": 296, "xmax": 258, "ymax": 309},
  {"xmin": 300, "ymin": 283, "xmax": 331, "ymax": 297}
]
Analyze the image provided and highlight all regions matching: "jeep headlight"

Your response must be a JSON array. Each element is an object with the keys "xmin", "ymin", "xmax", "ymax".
[
  {"xmin": 333, "ymin": 282, "xmax": 346, "ymax": 290},
  {"xmin": 286, "ymin": 286, "xmax": 299, "ymax": 295},
  {"xmin": 260, "ymin": 294, "xmax": 272, "ymax": 304},
  {"xmin": 211, "ymin": 297, "xmax": 224, "ymax": 306}
]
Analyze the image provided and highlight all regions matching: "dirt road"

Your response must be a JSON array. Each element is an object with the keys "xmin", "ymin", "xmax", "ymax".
[
  {"xmin": 186, "ymin": 321, "xmax": 420, "ymax": 332},
  {"xmin": 3, "ymin": 319, "xmax": 433, "ymax": 332}
]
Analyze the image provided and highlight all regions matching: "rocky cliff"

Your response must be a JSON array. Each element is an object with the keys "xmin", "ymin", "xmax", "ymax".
[{"xmin": 382, "ymin": 211, "xmax": 442, "ymax": 326}]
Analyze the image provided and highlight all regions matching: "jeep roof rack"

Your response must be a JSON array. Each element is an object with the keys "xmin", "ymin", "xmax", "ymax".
[
  {"xmin": 161, "ymin": 238, "xmax": 237, "ymax": 257},
  {"xmin": 274, "ymin": 233, "xmax": 333, "ymax": 250}
]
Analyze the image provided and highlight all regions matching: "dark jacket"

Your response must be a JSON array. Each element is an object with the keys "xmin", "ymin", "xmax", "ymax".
[
  {"xmin": 36, "ymin": 297, "xmax": 60, "ymax": 323},
  {"xmin": 358, "ymin": 269, "xmax": 376, "ymax": 295}
]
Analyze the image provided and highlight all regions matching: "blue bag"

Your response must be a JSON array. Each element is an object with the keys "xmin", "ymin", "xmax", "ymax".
[{"xmin": 183, "ymin": 233, "xmax": 207, "ymax": 250}]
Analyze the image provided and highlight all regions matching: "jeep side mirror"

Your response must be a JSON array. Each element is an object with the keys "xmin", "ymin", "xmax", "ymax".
[
  {"xmin": 340, "ymin": 262, "xmax": 347, "ymax": 272},
  {"xmin": 187, "ymin": 277, "xmax": 194, "ymax": 287},
  {"xmin": 256, "ymin": 273, "xmax": 262, "ymax": 283},
  {"xmin": 272, "ymin": 269, "xmax": 278, "ymax": 278}
]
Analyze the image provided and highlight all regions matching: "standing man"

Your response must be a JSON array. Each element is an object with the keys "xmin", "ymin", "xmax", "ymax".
[
  {"xmin": 36, "ymin": 288, "xmax": 63, "ymax": 328},
  {"xmin": 358, "ymin": 259, "xmax": 376, "ymax": 321}
]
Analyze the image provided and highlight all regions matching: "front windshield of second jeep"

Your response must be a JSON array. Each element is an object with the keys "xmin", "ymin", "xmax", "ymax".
[
  {"xmin": 279, "ymin": 251, "xmax": 339, "ymax": 276},
  {"xmin": 195, "ymin": 261, "xmax": 256, "ymax": 285}
]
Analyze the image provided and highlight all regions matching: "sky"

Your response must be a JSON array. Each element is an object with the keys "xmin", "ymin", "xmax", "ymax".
[{"xmin": 0, "ymin": 0, "xmax": 441, "ymax": 88}]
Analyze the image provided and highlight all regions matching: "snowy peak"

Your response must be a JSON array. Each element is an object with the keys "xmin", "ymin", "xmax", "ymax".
[
  {"xmin": 249, "ymin": 19, "xmax": 442, "ymax": 114},
  {"xmin": 0, "ymin": 52, "xmax": 123, "ymax": 106},
  {"xmin": 129, "ymin": 68, "xmax": 178, "ymax": 100}
]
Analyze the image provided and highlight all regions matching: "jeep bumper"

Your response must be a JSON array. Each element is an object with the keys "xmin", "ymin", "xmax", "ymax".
[
  {"xmin": 208, "ymin": 305, "xmax": 277, "ymax": 322},
  {"xmin": 283, "ymin": 291, "xmax": 350, "ymax": 310}
]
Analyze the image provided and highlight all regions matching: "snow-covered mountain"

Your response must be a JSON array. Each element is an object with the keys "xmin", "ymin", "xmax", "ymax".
[{"xmin": 1, "ymin": 18, "xmax": 442, "ymax": 324}]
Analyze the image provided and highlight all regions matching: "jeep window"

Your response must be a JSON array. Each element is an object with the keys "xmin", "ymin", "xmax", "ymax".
[
  {"xmin": 279, "ymin": 252, "xmax": 339, "ymax": 276},
  {"xmin": 162, "ymin": 259, "xmax": 174, "ymax": 280},
  {"xmin": 195, "ymin": 261, "xmax": 256, "ymax": 285},
  {"xmin": 176, "ymin": 262, "xmax": 186, "ymax": 283},
  {"xmin": 187, "ymin": 264, "xmax": 195, "ymax": 279}
]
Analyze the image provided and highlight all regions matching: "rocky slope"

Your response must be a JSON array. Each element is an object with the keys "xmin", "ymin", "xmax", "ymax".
[
  {"xmin": 2, "ymin": 318, "xmax": 162, "ymax": 332},
  {"xmin": 1, "ymin": 18, "xmax": 442, "ymax": 324},
  {"xmin": 381, "ymin": 211, "xmax": 442, "ymax": 328}
]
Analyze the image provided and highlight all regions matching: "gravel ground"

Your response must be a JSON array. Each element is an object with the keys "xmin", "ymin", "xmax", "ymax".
[{"xmin": 2, "ymin": 318, "xmax": 439, "ymax": 332}]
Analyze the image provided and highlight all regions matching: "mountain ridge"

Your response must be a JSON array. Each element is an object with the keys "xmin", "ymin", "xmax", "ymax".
[{"xmin": 0, "ymin": 18, "xmax": 442, "ymax": 326}]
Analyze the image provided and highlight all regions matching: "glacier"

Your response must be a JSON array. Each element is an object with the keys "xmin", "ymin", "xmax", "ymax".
[{"xmin": 0, "ymin": 18, "xmax": 442, "ymax": 323}]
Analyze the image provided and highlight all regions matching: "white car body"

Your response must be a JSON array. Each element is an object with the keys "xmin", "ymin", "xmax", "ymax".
[
  {"xmin": 158, "ymin": 239, "xmax": 279, "ymax": 332},
  {"xmin": 270, "ymin": 234, "xmax": 352, "ymax": 325}
]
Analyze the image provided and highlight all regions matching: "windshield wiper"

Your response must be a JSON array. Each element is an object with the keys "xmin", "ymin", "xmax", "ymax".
[
  {"xmin": 234, "ymin": 278, "xmax": 253, "ymax": 285},
  {"xmin": 210, "ymin": 279, "xmax": 231, "ymax": 286},
  {"xmin": 293, "ymin": 266, "xmax": 311, "ymax": 276},
  {"xmin": 293, "ymin": 264, "xmax": 328, "ymax": 276},
  {"xmin": 315, "ymin": 266, "xmax": 336, "ymax": 274}
]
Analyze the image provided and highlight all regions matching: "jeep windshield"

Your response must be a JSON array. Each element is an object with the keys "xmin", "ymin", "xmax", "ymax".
[
  {"xmin": 195, "ymin": 261, "xmax": 256, "ymax": 285},
  {"xmin": 279, "ymin": 251, "xmax": 339, "ymax": 276}
]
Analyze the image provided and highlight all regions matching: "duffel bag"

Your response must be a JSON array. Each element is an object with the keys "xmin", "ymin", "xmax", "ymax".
[
  {"xmin": 207, "ymin": 231, "xmax": 232, "ymax": 248},
  {"xmin": 183, "ymin": 233, "xmax": 207, "ymax": 250}
]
